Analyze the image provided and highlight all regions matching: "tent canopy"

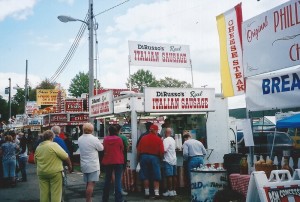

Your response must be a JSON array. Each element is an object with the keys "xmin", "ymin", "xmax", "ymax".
[{"xmin": 276, "ymin": 114, "xmax": 300, "ymax": 128}]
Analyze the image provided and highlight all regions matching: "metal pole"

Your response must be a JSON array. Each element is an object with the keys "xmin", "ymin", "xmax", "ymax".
[
  {"xmin": 25, "ymin": 60, "xmax": 28, "ymax": 115},
  {"xmin": 9, "ymin": 78, "xmax": 11, "ymax": 120},
  {"xmin": 128, "ymin": 55, "xmax": 131, "ymax": 91},
  {"xmin": 190, "ymin": 59, "xmax": 194, "ymax": 87},
  {"xmin": 88, "ymin": 0, "xmax": 94, "ymax": 123}
]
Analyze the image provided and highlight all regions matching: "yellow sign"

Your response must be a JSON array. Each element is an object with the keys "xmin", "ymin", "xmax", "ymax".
[{"xmin": 36, "ymin": 89, "xmax": 65, "ymax": 106}]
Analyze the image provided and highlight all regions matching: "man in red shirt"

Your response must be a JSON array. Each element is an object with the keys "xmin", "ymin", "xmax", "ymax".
[{"xmin": 137, "ymin": 124, "xmax": 164, "ymax": 199}]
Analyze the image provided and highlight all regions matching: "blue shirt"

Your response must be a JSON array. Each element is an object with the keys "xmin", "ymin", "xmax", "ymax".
[
  {"xmin": 1, "ymin": 142, "xmax": 18, "ymax": 161},
  {"xmin": 53, "ymin": 136, "xmax": 70, "ymax": 156}
]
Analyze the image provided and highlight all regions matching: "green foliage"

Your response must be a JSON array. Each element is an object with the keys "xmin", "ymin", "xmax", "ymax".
[
  {"xmin": 126, "ymin": 69, "xmax": 192, "ymax": 91},
  {"xmin": 30, "ymin": 79, "xmax": 56, "ymax": 101},
  {"xmin": 11, "ymin": 88, "xmax": 26, "ymax": 114},
  {"xmin": 126, "ymin": 69, "xmax": 157, "ymax": 92},
  {"xmin": 68, "ymin": 72, "xmax": 101, "ymax": 98},
  {"xmin": 156, "ymin": 77, "xmax": 192, "ymax": 88},
  {"xmin": 0, "ymin": 95, "xmax": 8, "ymax": 122}
]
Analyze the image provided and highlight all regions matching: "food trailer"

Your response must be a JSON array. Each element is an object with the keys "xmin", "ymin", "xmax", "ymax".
[{"xmin": 90, "ymin": 87, "xmax": 233, "ymax": 191}]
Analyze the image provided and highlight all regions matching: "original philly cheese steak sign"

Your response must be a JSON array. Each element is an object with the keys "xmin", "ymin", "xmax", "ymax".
[
  {"xmin": 144, "ymin": 88, "xmax": 215, "ymax": 113},
  {"xmin": 89, "ymin": 91, "xmax": 113, "ymax": 117},
  {"xmin": 128, "ymin": 41, "xmax": 191, "ymax": 68}
]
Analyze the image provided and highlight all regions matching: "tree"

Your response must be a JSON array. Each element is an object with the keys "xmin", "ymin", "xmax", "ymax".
[
  {"xmin": 126, "ymin": 69, "xmax": 157, "ymax": 92},
  {"xmin": 68, "ymin": 72, "xmax": 101, "ymax": 98},
  {"xmin": 30, "ymin": 79, "xmax": 57, "ymax": 101},
  {"xmin": 11, "ymin": 88, "xmax": 26, "ymax": 115},
  {"xmin": 0, "ymin": 95, "xmax": 8, "ymax": 122},
  {"xmin": 156, "ymin": 77, "xmax": 192, "ymax": 88},
  {"xmin": 126, "ymin": 69, "xmax": 192, "ymax": 91}
]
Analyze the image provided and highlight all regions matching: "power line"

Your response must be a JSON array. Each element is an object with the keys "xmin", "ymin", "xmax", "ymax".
[
  {"xmin": 50, "ymin": 14, "xmax": 88, "ymax": 82},
  {"xmin": 94, "ymin": 0, "xmax": 130, "ymax": 17},
  {"xmin": 51, "ymin": 0, "xmax": 131, "ymax": 82}
]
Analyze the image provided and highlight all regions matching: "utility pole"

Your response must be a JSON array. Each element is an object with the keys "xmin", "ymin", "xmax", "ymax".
[
  {"xmin": 88, "ymin": 0, "xmax": 94, "ymax": 100},
  {"xmin": 88, "ymin": 0, "xmax": 94, "ymax": 123},
  {"xmin": 8, "ymin": 78, "xmax": 11, "ymax": 120},
  {"xmin": 25, "ymin": 60, "xmax": 28, "ymax": 115}
]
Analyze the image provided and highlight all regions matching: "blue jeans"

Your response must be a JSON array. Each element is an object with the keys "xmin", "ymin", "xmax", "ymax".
[
  {"xmin": 186, "ymin": 156, "xmax": 204, "ymax": 184},
  {"xmin": 19, "ymin": 156, "xmax": 28, "ymax": 181},
  {"xmin": 102, "ymin": 164, "xmax": 123, "ymax": 202},
  {"xmin": 2, "ymin": 159, "xmax": 16, "ymax": 178},
  {"xmin": 139, "ymin": 154, "xmax": 161, "ymax": 181}
]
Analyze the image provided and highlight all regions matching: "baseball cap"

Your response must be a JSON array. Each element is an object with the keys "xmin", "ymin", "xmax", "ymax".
[{"xmin": 150, "ymin": 124, "xmax": 159, "ymax": 131}]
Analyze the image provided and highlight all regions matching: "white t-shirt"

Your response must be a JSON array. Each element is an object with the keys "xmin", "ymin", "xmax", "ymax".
[
  {"xmin": 78, "ymin": 134, "xmax": 104, "ymax": 173},
  {"xmin": 163, "ymin": 137, "xmax": 177, "ymax": 165}
]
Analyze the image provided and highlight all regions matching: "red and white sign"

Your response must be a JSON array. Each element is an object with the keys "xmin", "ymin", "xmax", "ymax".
[
  {"xmin": 128, "ymin": 41, "xmax": 191, "ymax": 68},
  {"xmin": 243, "ymin": 0, "xmax": 300, "ymax": 77},
  {"xmin": 264, "ymin": 185, "xmax": 300, "ymax": 202},
  {"xmin": 50, "ymin": 114, "xmax": 67, "ymax": 122},
  {"xmin": 144, "ymin": 87, "xmax": 215, "ymax": 113},
  {"xmin": 65, "ymin": 100, "xmax": 83, "ymax": 112},
  {"xmin": 89, "ymin": 91, "xmax": 113, "ymax": 117},
  {"xmin": 26, "ymin": 101, "xmax": 39, "ymax": 115},
  {"xmin": 69, "ymin": 113, "xmax": 89, "ymax": 122}
]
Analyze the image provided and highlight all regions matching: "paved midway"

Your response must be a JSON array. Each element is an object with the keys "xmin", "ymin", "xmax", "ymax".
[{"xmin": 0, "ymin": 163, "xmax": 190, "ymax": 202}]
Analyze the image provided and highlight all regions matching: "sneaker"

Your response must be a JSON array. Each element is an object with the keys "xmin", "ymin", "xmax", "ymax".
[
  {"xmin": 172, "ymin": 190, "xmax": 177, "ymax": 196},
  {"xmin": 121, "ymin": 190, "xmax": 128, "ymax": 196},
  {"xmin": 163, "ymin": 190, "xmax": 174, "ymax": 197}
]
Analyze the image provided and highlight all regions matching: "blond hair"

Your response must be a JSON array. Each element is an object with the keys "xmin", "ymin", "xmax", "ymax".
[{"xmin": 83, "ymin": 123, "xmax": 94, "ymax": 134}]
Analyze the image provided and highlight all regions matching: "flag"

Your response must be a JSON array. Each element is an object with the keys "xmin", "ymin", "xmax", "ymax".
[{"xmin": 216, "ymin": 3, "xmax": 245, "ymax": 97}]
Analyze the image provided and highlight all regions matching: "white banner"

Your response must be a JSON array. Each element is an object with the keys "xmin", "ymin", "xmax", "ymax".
[
  {"xmin": 26, "ymin": 101, "xmax": 39, "ymax": 115},
  {"xmin": 243, "ymin": 0, "xmax": 300, "ymax": 77},
  {"xmin": 128, "ymin": 41, "xmax": 191, "ymax": 68},
  {"xmin": 89, "ymin": 91, "xmax": 113, "ymax": 117},
  {"xmin": 144, "ymin": 87, "xmax": 215, "ymax": 113},
  {"xmin": 246, "ymin": 67, "xmax": 300, "ymax": 111}
]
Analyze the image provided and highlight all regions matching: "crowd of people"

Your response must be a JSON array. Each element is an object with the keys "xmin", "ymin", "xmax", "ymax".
[
  {"xmin": 0, "ymin": 120, "xmax": 207, "ymax": 202},
  {"xmin": 0, "ymin": 130, "xmax": 33, "ymax": 188}
]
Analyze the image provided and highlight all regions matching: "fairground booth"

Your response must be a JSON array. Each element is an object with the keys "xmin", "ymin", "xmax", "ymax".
[{"xmin": 90, "ymin": 87, "xmax": 232, "ymax": 195}]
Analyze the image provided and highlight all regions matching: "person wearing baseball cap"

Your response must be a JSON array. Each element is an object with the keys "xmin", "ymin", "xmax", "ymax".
[{"xmin": 137, "ymin": 124, "xmax": 164, "ymax": 199}]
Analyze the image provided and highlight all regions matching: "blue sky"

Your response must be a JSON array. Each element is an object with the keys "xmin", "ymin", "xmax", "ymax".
[{"xmin": 0, "ymin": 0, "xmax": 288, "ymax": 108}]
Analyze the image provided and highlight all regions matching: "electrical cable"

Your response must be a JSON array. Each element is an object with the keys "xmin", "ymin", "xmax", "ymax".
[
  {"xmin": 94, "ymin": 0, "xmax": 130, "ymax": 17},
  {"xmin": 51, "ymin": 0, "xmax": 131, "ymax": 82},
  {"xmin": 50, "ymin": 14, "xmax": 88, "ymax": 82}
]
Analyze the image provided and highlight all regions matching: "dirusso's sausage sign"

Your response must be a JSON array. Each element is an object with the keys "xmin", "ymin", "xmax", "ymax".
[
  {"xmin": 144, "ymin": 88, "xmax": 215, "ymax": 113},
  {"xmin": 128, "ymin": 41, "xmax": 191, "ymax": 68},
  {"xmin": 89, "ymin": 91, "xmax": 113, "ymax": 117}
]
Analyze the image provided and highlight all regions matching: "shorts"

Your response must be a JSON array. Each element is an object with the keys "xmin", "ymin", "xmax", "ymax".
[
  {"xmin": 139, "ymin": 154, "xmax": 161, "ymax": 181},
  {"xmin": 164, "ymin": 161, "xmax": 177, "ymax": 177},
  {"xmin": 83, "ymin": 170, "xmax": 100, "ymax": 183}
]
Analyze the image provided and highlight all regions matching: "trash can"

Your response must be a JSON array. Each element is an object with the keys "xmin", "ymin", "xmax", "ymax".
[
  {"xmin": 190, "ymin": 170, "xmax": 228, "ymax": 202},
  {"xmin": 223, "ymin": 153, "xmax": 243, "ymax": 175}
]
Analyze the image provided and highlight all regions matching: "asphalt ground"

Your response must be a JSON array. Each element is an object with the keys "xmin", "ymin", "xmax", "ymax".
[{"xmin": 0, "ymin": 163, "xmax": 191, "ymax": 202}]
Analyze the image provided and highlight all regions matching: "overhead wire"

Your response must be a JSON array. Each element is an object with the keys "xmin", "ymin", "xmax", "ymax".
[
  {"xmin": 94, "ymin": 0, "xmax": 130, "ymax": 17},
  {"xmin": 51, "ymin": 0, "xmax": 131, "ymax": 82},
  {"xmin": 50, "ymin": 13, "xmax": 88, "ymax": 82}
]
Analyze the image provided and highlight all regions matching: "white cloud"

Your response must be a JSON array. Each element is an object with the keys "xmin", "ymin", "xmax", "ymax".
[
  {"xmin": 0, "ymin": 72, "xmax": 41, "ymax": 101},
  {"xmin": 31, "ymin": 35, "xmax": 65, "ymax": 51},
  {"xmin": 95, "ymin": 0, "xmax": 289, "ymax": 109},
  {"xmin": 0, "ymin": 0, "xmax": 37, "ymax": 21},
  {"xmin": 57, "ymin": 0, "xmax": 74, "ymax": 5}
]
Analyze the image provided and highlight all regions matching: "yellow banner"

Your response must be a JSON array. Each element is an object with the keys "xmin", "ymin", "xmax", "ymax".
[
  {"xmin": 36, "ymin": 89, "xmax": 65, "ymax": 106},
  {"xmin": 216, "ymin": 3, "xmax": 244, "ymax": 97}
]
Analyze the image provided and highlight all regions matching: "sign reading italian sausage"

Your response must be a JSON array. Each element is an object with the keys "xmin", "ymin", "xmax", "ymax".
[
  {"xmin": 89, "ymin": 91, "xmax": 113, "ymax": 117},
  {"xmin": 144, "ymin": 88, "xmax": 215, "ymax": 112},
  {"xmin": 128, "ymin": 41, "xmax": 191, "ymax": 68}
]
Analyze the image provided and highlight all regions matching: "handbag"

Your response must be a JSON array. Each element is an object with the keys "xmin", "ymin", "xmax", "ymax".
[{"xmin": 28, "ymin": 152, "xmax": 35, "ymax": 164}]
